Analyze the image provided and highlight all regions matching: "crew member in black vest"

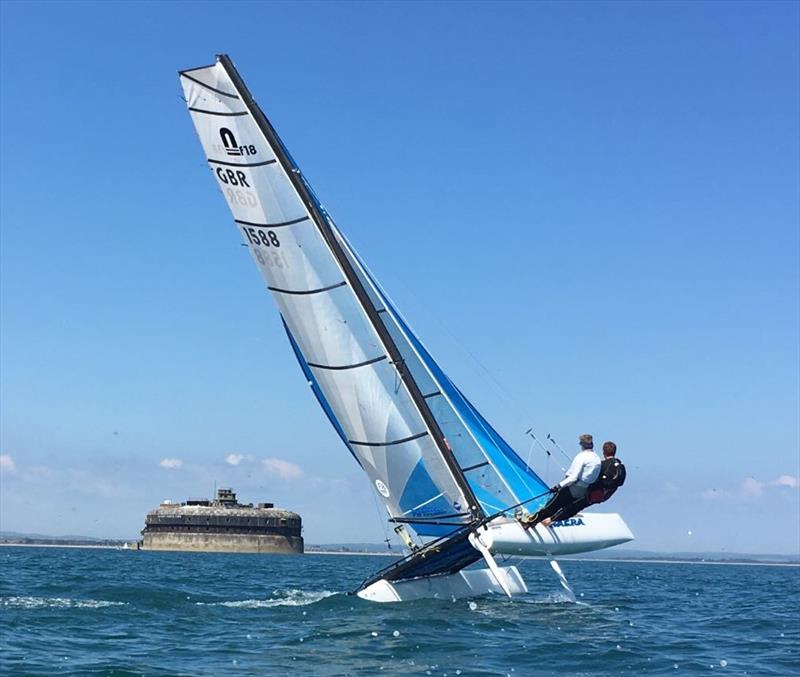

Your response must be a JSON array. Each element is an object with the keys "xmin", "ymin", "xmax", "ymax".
[
  {"xmin": 547, "ymin": 440, "xmax": 627, "ymax": 524},
  {"xmin": 521, "ymin": 434, "xmax": 601, "ymax": 529}
]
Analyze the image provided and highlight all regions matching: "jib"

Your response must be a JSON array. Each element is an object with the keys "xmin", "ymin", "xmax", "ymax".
[{"xmin": 215, "ymin": 167, "xmax": 250, "ymax": 187}]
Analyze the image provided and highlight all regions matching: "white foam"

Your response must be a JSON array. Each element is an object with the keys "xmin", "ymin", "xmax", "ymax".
[
  {"xmin": 521, "ymin": 591, "xmax": 577, "ymax": 605},
  {"xmin": 196, "ymin": 589, "xmax": 335, "ymax": 608},
  {"xmin": 2, "ymin": 596, "xmax": 126, "ymax": 609}
]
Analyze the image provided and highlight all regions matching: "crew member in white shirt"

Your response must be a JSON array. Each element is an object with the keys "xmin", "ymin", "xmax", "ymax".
[{"xmin": 521, "ymin": 434, "xmax": 602, "ymax": 528}]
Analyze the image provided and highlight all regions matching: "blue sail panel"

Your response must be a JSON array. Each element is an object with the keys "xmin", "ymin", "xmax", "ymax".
[
  {"xmin": 394, "ymin": 311, "xmax": 550, "ymax": 511},
  {"xmin": 398, "ymin": 460, "xmax": 464, "ymax": 537},
  {"xmin": 330, "ymin": 226, "xmax": 550, "ymax": 515}
]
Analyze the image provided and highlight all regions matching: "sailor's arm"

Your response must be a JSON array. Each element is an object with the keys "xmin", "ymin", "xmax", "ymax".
[{"xmin": 556, "ymin": 454, "xmax": 583, "ymax": 489}]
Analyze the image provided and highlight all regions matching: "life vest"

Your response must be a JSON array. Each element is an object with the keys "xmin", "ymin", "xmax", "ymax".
[{"xmin": 587, "ymin": 457, "xmax": 626, "ymax": 504}]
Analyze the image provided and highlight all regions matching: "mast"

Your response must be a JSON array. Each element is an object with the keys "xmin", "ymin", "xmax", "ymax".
[{"xmin": 215, "ymin": 54, "xmax": 482, "ymax": 521}]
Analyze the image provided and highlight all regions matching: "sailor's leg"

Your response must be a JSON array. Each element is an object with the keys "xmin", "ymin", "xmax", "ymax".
[
  {"xmin": 548, "ymin": 496, "xmax": 590, "ymax": 524},
  {"xmin": 521, "ymin": 488, "xmax": 572, "ymax": 528}
]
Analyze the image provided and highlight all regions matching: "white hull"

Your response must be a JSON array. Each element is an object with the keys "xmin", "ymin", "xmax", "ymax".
[
  {"xmin": 356, "ymin": 512, "xmax": 634, "ymax": 603},
  {"xmin": 486, "ymin": 512, "xmax": 634, "ymax": 557},
  {"xmin": 356, "ymin": 565, "xmax": 527, "ymax": 603}
]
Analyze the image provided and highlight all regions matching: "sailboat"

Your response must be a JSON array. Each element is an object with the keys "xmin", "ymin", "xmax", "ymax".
[{"xmin": 179, "ymin": 54, "xmax": 633, "ymax": 602}]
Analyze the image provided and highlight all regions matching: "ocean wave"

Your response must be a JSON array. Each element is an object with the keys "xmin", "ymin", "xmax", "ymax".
[
  {"xmin": 2, "ymin": 596, "xmax": 127, "ymax": 609},
  {"xmin": 521, "ymin": 591, "xmax": 584, "ymax": 604},
  {"xmin": 196, "ymin": 589, "xmax": 336, "ymax": 608}
]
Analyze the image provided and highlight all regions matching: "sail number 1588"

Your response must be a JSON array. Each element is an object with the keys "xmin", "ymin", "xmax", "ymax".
[{"xmin": 242, "ymin": 227, "xmax": 281, "ymax": 248}]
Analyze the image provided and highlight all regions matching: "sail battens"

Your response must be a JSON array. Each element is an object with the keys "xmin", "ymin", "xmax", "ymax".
[
  {"xmin": 461, "ymin": 461, "xmax": 490, "ymax": 473},
  {"xmin": 402, "ymin": 491, "xmax": 445, "ymax": 515},
  {"xmin": 182, "ymin": 55, "xmax": 481, "ymax": 539},
  {"xmin": 208, "ymin": 158, "xmax": 276, "ymax": 168},
  {"xmin": 188, "ymin": 107, "xmax": 248, "ymax": 116},
  {"xmin": 423, "ymin": 391, "xmax": 442, "ymax": 399},
  {"xmin": 180, "ymin": 72, "xmax": 240, "ymax": 99},
  {"xmin": 349, "ymin": 431, "xmax": 429, "ymax": 448},
  {"xmin": 268, "ymin": 281, "xmax": 347, "ymax": 296},
  {"xmin": 179, "ymin": 63, "xmax": 217, "ymax": 75},
  {"xmin": 306, "ymin": 355, "xmax": 387, "ymax": 371},
  {"xmin": 330, "ymin": 226, "xmax": 550, "ymax": 515},
  {"xmin": 235, "ymin": 216, "xmax": 310, "ymax": 228},
  {"xmin": 391, "ymin": 511, "xmax": 470, "ymax": 522},
  {"xmin": 390, "ymin": 516, "xmax": 468, "ymax": 527}
]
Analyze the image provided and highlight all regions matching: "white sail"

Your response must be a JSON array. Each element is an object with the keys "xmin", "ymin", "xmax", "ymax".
[{"xmin": 180, "ymin": 57, "xmax": 476, "ymax": 533}]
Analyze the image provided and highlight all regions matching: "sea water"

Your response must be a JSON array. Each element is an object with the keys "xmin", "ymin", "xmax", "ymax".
[{"xmin": 1, "ymin": 547, "xmax": 797, "ymax": 675}]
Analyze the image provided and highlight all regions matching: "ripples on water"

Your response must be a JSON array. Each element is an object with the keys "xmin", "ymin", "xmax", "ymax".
[{"xmin": 0, "ymin": 547, "xmax": 797, "ymax": 675}]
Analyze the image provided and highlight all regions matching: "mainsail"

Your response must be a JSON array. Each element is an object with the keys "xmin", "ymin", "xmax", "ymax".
[{"xmin": 179, "ymin": 55, "xmax": 549, "ymax": 540}]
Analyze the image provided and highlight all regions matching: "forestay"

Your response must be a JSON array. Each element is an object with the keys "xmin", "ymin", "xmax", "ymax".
[{"xmin": 179, "ymin": 55, "xmax": 548, "ymax": 539}]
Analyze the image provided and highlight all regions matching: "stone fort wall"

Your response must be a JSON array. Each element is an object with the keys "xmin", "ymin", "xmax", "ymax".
[{"xmin": 142, "ymin": 531, "xmax": 303, "ymax": 554}]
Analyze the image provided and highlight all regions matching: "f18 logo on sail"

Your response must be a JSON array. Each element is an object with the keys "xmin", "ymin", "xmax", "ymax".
[{"xmin": 219, "ymin": 127, "xmax": 257, "ymax": 157}]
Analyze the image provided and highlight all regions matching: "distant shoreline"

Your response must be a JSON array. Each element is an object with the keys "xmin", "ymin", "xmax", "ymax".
[
  {"xmin": 1, "ymin": 542, "xmax": 797, "ymax": 566},
  {"xmin": 0, "ymin": 542, "xmax": 128, "ymax": 550},
  {"xmin": 563, "ymin": 556, "xmax": 799, "ymax": 568}
]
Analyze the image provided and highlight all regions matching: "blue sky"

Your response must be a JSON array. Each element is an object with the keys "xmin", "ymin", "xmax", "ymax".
[{"xmin": 1, "ymin": 1, "xmax": 798, "ymax": 553}]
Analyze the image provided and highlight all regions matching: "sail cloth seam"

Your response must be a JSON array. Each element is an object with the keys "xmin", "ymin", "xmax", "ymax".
[
  {"xmin": 208, "ymin": 158, "xmax": 276, "ymax": 168},
  {"xmin": 390, "ymin": 511, "xmax": 469, "ymax": 521},
  {"xmin": 330, "ymin": 226, "xmax": 522, "ymax": 507},
  {"xmin": 402, "ymin": 491, "xmax": 445, "ymax": 515},
  {"xmin": 213, "ymin": 54, "xmax": 481, "ymax": 521},
  {"xmin": 462, "ymin": 461, "xmax": 490, "ymax": 472},
  {"xmin": 281, "ymin": 316, "xmax": 360, "ymax": 465},
  {"xmin": 188, "ymin": 107, "xmax": 248, "ymax": 116},
  {"xmin": 388, "ymin": 519, "xmax": 467, "ymax": 527},
  {"xmin": 179, "ymin": 72, "xmax": 240, "ymax": 99},
  {"xmin": 179, "ymin": 63, "xmax": 220, "ymax": 75},
  {"xmin": 453, "ymin": 386, "xmax": 543, "ymax": 499},
  {"xmin": 235, "ymin": 216, "xmax": 310, "ymax": 228},
  {"xmin": 306, "ymin": 355, "xmax": 387, "ymax": 371},
  {"xmin": 341, "ymin": 223, "xmax": 548, "ymax": 506},
  {"xmin": 268, "ymin": 281, "xmax": 347, "ymax": 296},
  {"xmin": 349, "ymin": 431, "xmax": 428, "ymax": 447}
]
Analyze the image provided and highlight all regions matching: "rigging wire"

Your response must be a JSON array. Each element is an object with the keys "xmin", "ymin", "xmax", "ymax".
[
  {"xmin": 524, "ymin": 435, "xmax": 537, "ymax": 474},
  {"xmin": 526, "ymin": 428, "xmax": 567, "ymax": 473},
  {"xmin": 365, "ymin": 476, "xmax": 394, "ymax": 553},
  {"xmin": 385, "ymin": 289, "xmax": 571, "ymax": 474},
  {"xmin": 373, "ymin": 272, "xmax": 535, "ymax": 426},
  {"xmin": 546, "ymin": 433, "xmax": 573, "ymax": 464}
]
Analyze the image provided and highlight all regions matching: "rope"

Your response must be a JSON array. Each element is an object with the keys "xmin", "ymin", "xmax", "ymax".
[
  {"xmin": 477, "ymin": 488, "xmax": 554, "ymax": 528},
  {"xmin": 366, "ymin": 477, "xmax": 394, "ymax": 552}
]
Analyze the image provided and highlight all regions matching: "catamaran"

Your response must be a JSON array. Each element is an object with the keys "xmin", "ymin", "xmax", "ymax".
[{"xmin": 179, "ymin": 54, "xmax": 633, "ymax": 603}]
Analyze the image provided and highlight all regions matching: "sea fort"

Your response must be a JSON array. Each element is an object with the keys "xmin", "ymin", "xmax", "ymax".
[{"xmin": 141, "ymin": 488, "xmax": 303, "ymax": 554}]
